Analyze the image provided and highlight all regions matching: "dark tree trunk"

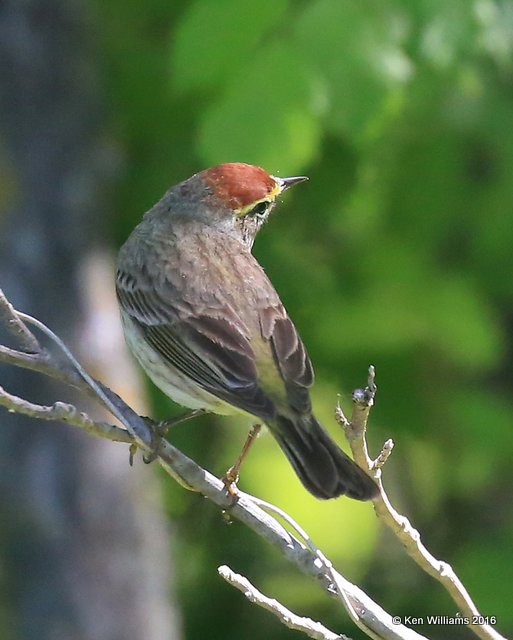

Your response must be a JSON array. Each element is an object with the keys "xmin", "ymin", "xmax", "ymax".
[{"xmin": 0, "ymin": 2, "xmax": 181, "ymax": 638}]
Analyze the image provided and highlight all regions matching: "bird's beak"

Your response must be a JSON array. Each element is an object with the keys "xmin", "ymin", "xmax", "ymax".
[{"xmin": 274, "ymin": 175, "xmax": 309, "ymax": 193}]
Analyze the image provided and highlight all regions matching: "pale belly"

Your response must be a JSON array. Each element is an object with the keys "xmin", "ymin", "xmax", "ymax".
[{"xmin": 121, "ymin": 311, "xmax": 247, "ymax": 417}]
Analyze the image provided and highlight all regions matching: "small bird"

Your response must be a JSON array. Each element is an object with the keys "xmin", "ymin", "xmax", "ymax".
[{"xmin": 116, "ymin": 163, "xmax": 378, "ymax": 500}]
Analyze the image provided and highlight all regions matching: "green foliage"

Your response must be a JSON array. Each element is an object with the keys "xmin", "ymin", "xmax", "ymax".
[
  {"xmin": 196, "ymin": 42, "xmax": 321, "ymax": 170},
  {"xmin": 95, "ymin": 0, "xmax": 513, "ymax": 637},
  {"xmin": 172, "ymin": 0, "xmax": 290, "ymax": 93}
]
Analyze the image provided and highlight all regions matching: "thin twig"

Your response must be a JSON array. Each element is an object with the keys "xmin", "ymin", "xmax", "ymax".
[
  {"xmin": 374, "ymin": 439, "xmax": 394, "ymax": 469},
  {"xmin": 240, "ymin": 492, "xmax": 428, "ymax": 640},
  {"xmin": 0, "ymin": 385, "xmax": 132, "ymax": 443},
  {"xmin": 0, "ymin": 343, "xmax": 87, "ymax": 389},
  {"xmin": 336, "ymin": 366, "xmax": 506, "ymax": 640},
  {"xmin": 218, "ymin": 565, "xmax": 347, "ymax": 640},
  {"xmin": 13, "ymin": 310, "xmax": 167, "ymax": 460},
  {"xmin": 0, "ymin": 289, "xmax": 41, "ymax": 353}
]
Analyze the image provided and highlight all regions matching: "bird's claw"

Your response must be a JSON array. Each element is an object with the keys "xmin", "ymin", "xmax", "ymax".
[
  {"xmin": 221, "ymin": 466, "xmax": 240, "ymax": 506},
  {"xmin": 128, "ymin": 443, "xmax": 138, "ymax": 466},
  {"xmin": 127, "ymin": 417, "xmax": 164, "ymax": 465},
  {"xmin": 143, "ymin": 427, "xmax": 164, "ymax": 464}
]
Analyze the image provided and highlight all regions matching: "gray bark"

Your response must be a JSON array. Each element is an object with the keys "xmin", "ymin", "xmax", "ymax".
[{"xmin": 0, "ymin": 1, "xmax": 181, "ymax": 638}]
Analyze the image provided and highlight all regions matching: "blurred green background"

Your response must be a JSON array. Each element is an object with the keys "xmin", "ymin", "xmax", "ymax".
[
  {"xmin": 3, "ymin": 0, "xmax": 513, "ymax": 638},
  {"xmin": 99, "ymin": 0, "xmax": 513, "ymax": 637}
]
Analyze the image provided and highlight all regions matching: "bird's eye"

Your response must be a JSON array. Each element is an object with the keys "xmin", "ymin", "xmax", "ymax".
[{"xmin": 248, "ymin": 201, "xmax": 269, "ymax": 218}]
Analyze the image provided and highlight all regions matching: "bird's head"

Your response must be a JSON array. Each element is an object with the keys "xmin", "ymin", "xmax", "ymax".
[{"xmin": 196, "ymin": 163, "xmax": 308, "ymax": 247}]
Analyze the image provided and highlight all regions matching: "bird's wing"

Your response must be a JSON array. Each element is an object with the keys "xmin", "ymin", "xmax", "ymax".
[
  {"xmin": 116, "ymin": 268, "xmax": 275, "ymax": 420},
  {"xmin": 259, "ymin": 306, "xmax": 314, "ymax": 415}
]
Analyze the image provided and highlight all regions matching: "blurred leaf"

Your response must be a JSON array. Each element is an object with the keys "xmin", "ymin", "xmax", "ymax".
[
  {"xmin": 197, "ymin": 43, "xmax": 321, "ymax": 171},
  {"xmin": 448, "ymin": 389, "xmax": 513, "ymax": 455},
  {"xmin": 172, "ymin": 0, "xmax": 289, "ymax": 93},
  {"xmin": 423, "ymin": 275, "xmax": 503, "ymax": 370},
  {"xmin": 294, "ymin": 0, "xmax": 412, "ymax": 142},
  {"xmin": 456, "ymin": 537, "xmax": 513, "ymax": 627},
  {"xmin": 419, "ymin": 2, "xmax": 476, "ymax": 68}
]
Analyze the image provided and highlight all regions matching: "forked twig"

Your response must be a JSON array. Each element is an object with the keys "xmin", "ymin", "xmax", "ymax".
[{"xmin": 336, "ymin": 367, "xmax": 505, "ymax": 640}]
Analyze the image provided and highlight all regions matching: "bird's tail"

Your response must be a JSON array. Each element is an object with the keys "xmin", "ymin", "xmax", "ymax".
[{"xmin": 271, "ymin": 414, "xmax": 378, "ymax": 500}]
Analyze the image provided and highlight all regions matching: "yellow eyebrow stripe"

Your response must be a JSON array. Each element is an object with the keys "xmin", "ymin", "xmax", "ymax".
[{"xmin": 234, "ymin": 181, "xmax": 280, "ymax": 217}]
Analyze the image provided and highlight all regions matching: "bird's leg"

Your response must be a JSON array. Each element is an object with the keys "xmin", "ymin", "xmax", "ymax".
[
  {"xmin": 139, "ymin": 409, "xmax": 208, "ymax": 464},
  {"xmin": 155, "ymin": 408, "xmax": 208, "ymax": 436},
  {"xmin": 223, "ymin": 424, "xmax": 262, "ymax": 498}
]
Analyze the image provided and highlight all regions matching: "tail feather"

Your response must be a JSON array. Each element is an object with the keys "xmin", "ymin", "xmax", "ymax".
[{"xmin": 271, "ymin": 414, "xmax": 378, "ymax": 501}]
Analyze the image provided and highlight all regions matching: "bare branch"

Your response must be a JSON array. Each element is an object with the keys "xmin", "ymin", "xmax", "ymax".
[
  {"xmin": 218, "ymin": 565, "xmax": 346, "ymax": 640},
  {"xmin": 337, "ymin": 367, "xmax": 506, "ymax": 640},
  {"xmin": 327, "ymin": 566, "xmax": 426, "ymax": 640},
  {"xmin": 374, "ymin": 439, "xmax": 394, "ymax": 469},
  {"xmin": 0, "ymin": 343, "xmax": 85, "ymax": 389},
  {"xmin": 335, "ymin": 365, "xmax": 377, "ymax": 471},
  {"xmin": 238, "ymin": 493, "xmax": 428, "ymax": 640},
  {"xmin": 0, "ymin": 288, "xmax": 40, "ymax": 353},
  {"xmin": 0, "ymin": 385, "xmax": 132, "ymax": 443}
]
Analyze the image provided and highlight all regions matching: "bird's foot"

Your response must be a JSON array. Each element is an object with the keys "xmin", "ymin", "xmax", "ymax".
[
  {"xmin": 129, "ymin": 409, "xmax": 208, "ymax": 465},
  {"xmin": 126, "ymin": 416, "xmax": 163, "ymax": 465},
  {"xmin": 143, "ymin": 425, "xmax": 165, "ymax": 464},
  {"xmin": 221, "ymin": 423, "xmax": 262, "ymax": 504},
  {"xmin": 221, "ymin": 466, "xmax": 240, "ymax": 504}
]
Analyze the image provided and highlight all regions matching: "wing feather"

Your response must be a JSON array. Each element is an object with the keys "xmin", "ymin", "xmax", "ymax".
[
  {"xmin": 259, "ymin": 306, "xmax": 314, "ymax": 414},
  {"xmin": 116, "ymin": 268, "xmax": 275, "ymax": 419}
]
